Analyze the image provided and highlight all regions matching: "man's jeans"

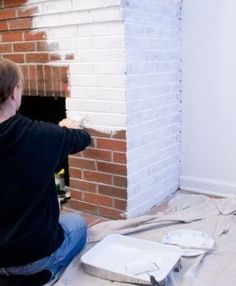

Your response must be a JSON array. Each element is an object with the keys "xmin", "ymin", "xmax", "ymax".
[{"xmin": 0, "ymin": 213, "xmax": 87, "ymax": 281}]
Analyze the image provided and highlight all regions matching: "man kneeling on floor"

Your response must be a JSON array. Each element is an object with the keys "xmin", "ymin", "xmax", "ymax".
[{"xmin": 0, "ymin": 58, "xmax": 91, "ymax": 285}]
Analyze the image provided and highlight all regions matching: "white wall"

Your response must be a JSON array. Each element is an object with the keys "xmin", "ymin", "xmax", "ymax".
[
  {"xmin": 181, "ymin": 0, "xmax": 236, "ymax": 197},
  {"xmin": 123, "ymin": 0, "xmax": 182, "ymax": 217}
]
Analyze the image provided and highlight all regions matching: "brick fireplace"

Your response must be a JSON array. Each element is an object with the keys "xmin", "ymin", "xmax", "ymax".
[{"xmin": 0, "ymin": 0, "xmax": 182, "ymax": 219}]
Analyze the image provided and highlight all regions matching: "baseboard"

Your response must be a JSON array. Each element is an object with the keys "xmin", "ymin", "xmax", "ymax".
[{"xmin": 180, "ymin": 175, "xmax": 236, "ymax": 198}]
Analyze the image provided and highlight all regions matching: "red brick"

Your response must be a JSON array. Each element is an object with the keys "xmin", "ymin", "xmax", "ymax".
[
  {"xmin": 2, "ymin": 31, "xmax": 23, "ymax": 42},
  {"xmin": 18, "ymin": 6, "xmax": 38, "ymax": 17},
  {"xmin": 36, "ymin": 65, "xmax": 44, "ymax": 95},
  {"xmin": 61, "ymin": 66, "xmax": 68, "ymax": 83},
  {"xmin": 52, "ymin": 66, "xmax": 61, "ymax": 93},
  {"xmin": 83, "ymin": 148, "xmax": 112, "ymax": 162},
  {"xmin": 24, "ymin": 31, "xmax": 46, "ymax": 41},
  {"xmin": 25, "ymin": 53, "xmax": 49, "ymax": 63},
  {"xmin": 21, "ymin": 65, "xmax": 29, "ymax": 93},
  {"xmin": 4, "ymin": 0, "xmax": 27, "ymax": 8},
  {"xmin": 0, "ymin": 43, "xmax": 12, "ymax": 53},
  {"xmin": 43, "ymin": 65, "xmax": 52, "ymax": 80},
  {"xmin": 36, "ymin": 65, "xmax": 43, "ymax": 80},
  {"xmin": 21, "ymin": 65, "xmax": 28, "ymax": 79},
  {"xmin": 98, "ymin": 185, "xmax": 127, "ymax": 199},
  {"xmin": 69, "ymin": 199, "xmax": 98, "ymax": 213},
  {"xmin": 28, "ymin": 64, "xmax": 37, "ymax": 79},
  {"xmin": 84, "ymin": 193, "xmax": 113, "ymax": 207},
  {"xmin": 98, "ymin": 206, "xmax": 124, "ymax": 219},
  {"xmin": 69, "ymin": 179, "xmax": 97, "ymax": 193},
  {"xmin": 44, "ymin": 66, "xmax": 53, "ymax": 93},
  {"xmin": 70, "ymin": 189, "xmax": 83, "ymax": 200},
  {"xmin": 112, "ymin": 130, "xmax": 126, "ymax": 139},
  {"xmin": 13, "ymin": 42, "xmax": 35, "ymax": 52},
  {"xmin": 113, "ymin": 175, "xmax": 127, "ymax": 188},
  {"xmin": 50, "ymin": 53, "xmax": 61, "ymax": 62},
  {"xmin": 23, "ymin": 84, "xmax": 30, "ymax": 95},
  {"xmin": 29, "ymin": 65, "xmax": 37, "ymax": 93},
  {"xmin": 0, "ymin": 8, "xmax": 16, "ymax": 20},
  {"xmin": 69, "ymin": 168, "xmax": 82, "ymax": 178},
  {"xmin": 97, "ymin": 162, "xmax": 126, "ymax": 176},
  {"xmin": 0, "ymin": 20, "xmax": 8, "ymax": 31},
  {"xmin": 83, "ymin": 171, "xmax": 112, "ymax": 185},
  {"xmin": 36, "ymin": 41, "xmax": 48, "ymax": 52},
  {"xmin": 3, "ymin": 53, "xmax": 24, "ymax": 63},
  {"xmin": 9, "ymin": 18, "xmax": 32, "ymax": 30},
  {"xmin": 112, "ymin": 152, "xmax": 127, "ymax": 164},
  {"xmin": 61, "ymin": 66, "xmax": 69, "ymax": 97},
  {"xmin": 97, "ymin": 138, "xmax": 126, "ymax": 152},
  {"xmin": 36, "ymin": 41, "xmax": 59, "ymax": 52},
  {"xmin": 69, "ymin": 157, "xmax": 96, "ymax": 170},
  {"xmin": 65, "ymin": 53, "xmax": 74, "ymax": 60},
  {"xmin": 87, "ymin": 128, "xmax": 111, "ymax": 138},
  {"xmin": 114, "ymin": 199, "xmax": 127, "ymax": 210},
  {"xmin": 28, "ymin": 80, "xmax": 36, "ymax": 95}
]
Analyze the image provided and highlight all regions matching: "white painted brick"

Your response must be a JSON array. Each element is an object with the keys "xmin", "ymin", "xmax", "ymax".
[
  {"xmin": 76, "ymin": 22, "xmax": 124, "ymax": 37},
  {"xmin": 67, "ymin": 111, "xmax": 126, "ymax": 129},
  {"xmin": 126, "ymin": 37, "xmax": 178, "ymax": 51},
  {"xmin": 61, "ymin": 36, "xmax": 125, "ymax": 51},
  {"xmin": 123, "ymin": 0, "xmax": 182, "ymax": 217},
  {"xmin": 70, "ymin": 75, "xmax": 125, "ymax": 88},
  {"xmin": 69, "ymin": 63, "xmax": 93, "ymax": 74},
  {"xmin": 66, "ymin": 98, "xmax": 126, "ymax": 114},
  {"xmin": 66, "ymin": 99, "xmax": 112, "ymax": 113},
  {"xmin": 33, "ymin": 7, "xmax": 122, "ymax": 28},
  {"xmin": 75, "ymin": 38, "xmax": 92, "ymax": 50},
  {"xmin": 72, "ymin": 0, "xmax": 121, "ymax": 11},
  {"xmin": 46, "ymin": 26, "xmax": 77, "ymax": 40},
  {"xmin": 76, "ymin": 50, "xmax": 125, "ymax": 62},
  {"xmin": 126, "ymin": 73, "xmax": 180, "ymax": 88},
  {"xmin": 41, "ymin": 0, "xmax": 72, "ymax": 14},
  {"xmin": 70, "ymin": 87, "xmax": 125, "ymax": 101},
  {"xmin": 91, "ymin": 37, "xmax": 125, "ymax": 49},
  {"xmin": 89, "ymin": 6, "xmax": 123, "ymax": 23},
  {"xmin": 93, "ymin": 63, "xmax": 125, "ymax": 74}
]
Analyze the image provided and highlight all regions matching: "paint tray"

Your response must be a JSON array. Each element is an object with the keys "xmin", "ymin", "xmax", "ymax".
[{"xmin": 81, "ymin": 234, "xmax": 182, "ymax": 285}]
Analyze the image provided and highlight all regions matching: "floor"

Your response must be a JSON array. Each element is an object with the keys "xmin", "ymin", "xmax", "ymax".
[
  {"xmin": 61, "ymin": 203, "xmax": 108, "ymax": 227},
  {"xmin": 61, "ymin": 190, "xmax": 176, "ymax": 227}
]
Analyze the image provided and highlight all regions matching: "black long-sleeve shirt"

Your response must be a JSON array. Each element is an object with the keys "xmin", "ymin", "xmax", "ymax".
[{"xmin": 0, "ymin": 113, "xmax": 91, "ymax": 267}]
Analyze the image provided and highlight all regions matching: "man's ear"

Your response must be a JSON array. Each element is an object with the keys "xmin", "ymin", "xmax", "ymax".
[{"xmin": 11, "ymin": 86, "xmax": 18, "ymax": 100}]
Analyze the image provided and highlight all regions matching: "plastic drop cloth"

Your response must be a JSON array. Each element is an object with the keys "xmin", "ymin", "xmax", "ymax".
[{"xmin": 49, "ymin": 192, "xmax": 236, "ymax": 286}]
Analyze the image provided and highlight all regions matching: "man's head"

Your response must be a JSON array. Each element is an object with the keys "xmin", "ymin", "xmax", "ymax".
[{"xmin": 0, "ymin": 57, "xmax": 23, "ymax": 111}]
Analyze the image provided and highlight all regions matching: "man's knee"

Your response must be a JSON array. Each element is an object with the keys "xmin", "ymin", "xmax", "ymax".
[{"xmin": 59, "ymin": 213, "xmax": 87, "ymax": 235}]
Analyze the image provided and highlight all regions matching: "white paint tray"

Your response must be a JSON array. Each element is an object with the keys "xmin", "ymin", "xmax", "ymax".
[{"xmin": 81, "ymin": 234, "xmax": 182, "ymax": 285}]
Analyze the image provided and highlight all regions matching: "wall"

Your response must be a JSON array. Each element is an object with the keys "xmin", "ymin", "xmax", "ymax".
[
  {"xmin": 0, "ymin": 0, "xmax": 69, "ymax": 97},
  {"xmin": 181, "ymin": 0, "xmax": 236, "ymax": 197},
  {"xmin": 0, "ymin": 0, "xmax": 182, "ymax": 218},
  {"xmin": 26, "ymin": 0, "xmax": 128, "ymax": 219},
  {"xmin": 123, "ymin": 0, "xmax": 182, "ymax": 217}
]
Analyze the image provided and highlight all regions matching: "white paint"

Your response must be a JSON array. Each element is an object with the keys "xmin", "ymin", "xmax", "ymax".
[
  {"xmin": 181, "ymin": 0, "xmax": 236, "ymax": 197},
  {"xmin": 124, "ymin": 0, "xmax": 182, "ymax": 217},
  {"xmin": 25, "ymin": 0, "xmax": 182, "ymax": 217},
  {"xmin": 26, "ymin": 0, "xmax": 126, "ymax": 132}
]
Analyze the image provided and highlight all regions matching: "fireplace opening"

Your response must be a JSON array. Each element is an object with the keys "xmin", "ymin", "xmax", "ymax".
[{"xmin": 19, "ymin": 96, "xmax": 69, "ymax": 189}]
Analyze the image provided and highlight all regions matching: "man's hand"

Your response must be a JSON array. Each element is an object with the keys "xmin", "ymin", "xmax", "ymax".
[{"xmin": 59, "ymin": 118, "xmax": 80, "ymax": 129}]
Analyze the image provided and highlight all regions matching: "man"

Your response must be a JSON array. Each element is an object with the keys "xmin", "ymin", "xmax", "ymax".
[{"xmin": 0, "ymin": 58, "xmax": 91, "ymax": 284}]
